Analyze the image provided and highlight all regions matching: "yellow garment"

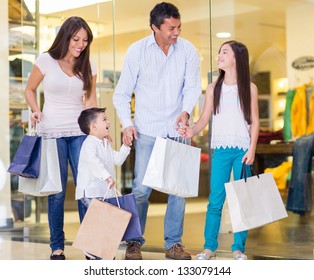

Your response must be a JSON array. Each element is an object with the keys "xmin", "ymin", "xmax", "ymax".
[
  {"xmin": 291, "ymin": 85, "xmax": 307, "ymax": 138},
  {"xmin": 306, "ymin": 89, "xmax": 314, "ymax": 134},
  {"xmin": 264, "ymin": 161, "xmax": 292, "ymax": 190}
]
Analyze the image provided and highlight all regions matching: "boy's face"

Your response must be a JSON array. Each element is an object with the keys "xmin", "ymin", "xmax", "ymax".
[{"xmin": 92, "ymin": 112, "xmax": 110, "ymax": 139}]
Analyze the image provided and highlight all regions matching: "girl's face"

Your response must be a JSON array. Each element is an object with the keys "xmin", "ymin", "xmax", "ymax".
[
  {"xmin": 68, "ymin": 27, "xmax": 88, "ymax": 57},
  {"xmin": 93, "ymin": 112, "xmax": 110, "ymax": 139},
  {"xmin": 217, "ymin": 43, "xmax": 236, "ymax": 70}
]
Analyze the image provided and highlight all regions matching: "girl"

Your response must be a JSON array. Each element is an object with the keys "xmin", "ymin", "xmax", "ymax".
[{"xmin": 179, "ymin": 40, "xmax": 259, "ymax": 260}]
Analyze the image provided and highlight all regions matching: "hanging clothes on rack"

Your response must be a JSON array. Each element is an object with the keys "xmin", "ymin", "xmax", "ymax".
[
  {"xmin": 286, "ymin": 133, "xmax": 314, "ymax": 215},
  {"xmin": 291, "ymin": 85, "xmax": 307, "ymax": 138},
  {"xmin": 306, "ymin": 87, "xmax": 314, "ymax": 134},
  {"xmin": 283, "ymin": 89, "xmax": 296, "ymax": 141}
]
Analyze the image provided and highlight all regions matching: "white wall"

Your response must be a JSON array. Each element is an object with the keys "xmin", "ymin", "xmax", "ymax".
[{"xmin": 286, "ymin": 3, "xmax": 314, "ymax": 88}]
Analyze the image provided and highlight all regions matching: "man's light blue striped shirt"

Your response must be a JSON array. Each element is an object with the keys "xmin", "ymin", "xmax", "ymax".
[{"xmin": 113, "ymin": 32, "xmax": 202, "ymax": 137}]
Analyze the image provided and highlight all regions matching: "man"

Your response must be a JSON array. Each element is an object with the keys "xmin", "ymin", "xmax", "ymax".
[{"xmin": 113, "ymin": 2, "xmax": 201, "ymax": 260}]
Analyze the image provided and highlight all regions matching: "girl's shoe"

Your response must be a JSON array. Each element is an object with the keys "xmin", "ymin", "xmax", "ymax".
[
  {"xmin": 196, "ymin": 249, "xmax": 216, "ymax": 260},
  {"xmin": 232, "ymin": 250, "xmax": 247, "ymax": 260}
]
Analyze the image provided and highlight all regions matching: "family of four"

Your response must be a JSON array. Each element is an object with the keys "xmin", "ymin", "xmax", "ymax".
[{"xmin": 24, "ymin": 2, "xmax": 259, "ymax": 261}]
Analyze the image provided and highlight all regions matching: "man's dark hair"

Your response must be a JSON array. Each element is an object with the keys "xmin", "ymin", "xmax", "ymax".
[
  {"xmin": 78, "ymin": 107, "xmax": 106, "ymax": 135},
  {"xmin": 150, "ymin": 2, "xmax": 180, "ymax": 30}
]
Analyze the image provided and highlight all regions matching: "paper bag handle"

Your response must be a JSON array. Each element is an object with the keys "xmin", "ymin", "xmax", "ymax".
[
  {"xmin": 104, "ymin": 187, "xmax": 122, "ymax": 208},
  {"xmin": 240, "ymin": 163, "xmax": 259, "ymax": 182}
]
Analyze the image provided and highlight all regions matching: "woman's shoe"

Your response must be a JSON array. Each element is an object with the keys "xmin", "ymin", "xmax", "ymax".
[
  {"xmin": 50, "ymin": 252, "xmax": 65, "ymax": 260},
  {"xmin": 232, "ymin": 250, "xmax": 247, "ymax": 260},
  {"xmin": 196, "ymin": 249, "xmax": 216, "ymax": 260}
]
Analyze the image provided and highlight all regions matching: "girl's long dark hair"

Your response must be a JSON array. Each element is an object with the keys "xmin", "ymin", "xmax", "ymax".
[
  {"xmin": 213, "ymin": 40, "xmax": 252, "ymax": 124},
  {"xmin": 47, "ymin": 16, "xmax": 94, "ymax": 98}
]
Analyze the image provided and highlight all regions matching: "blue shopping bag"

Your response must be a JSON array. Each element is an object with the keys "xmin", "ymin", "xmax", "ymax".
[
  {"xmin": 8, "ymin": 135, "xmax": 42, "ymax": 178},
  {"xmin": 104, "ymin": 193, "xmax": 142, "ymax": 241}
]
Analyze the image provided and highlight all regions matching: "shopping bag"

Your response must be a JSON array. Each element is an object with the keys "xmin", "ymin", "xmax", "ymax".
[
  {"xmin": 7, "ymin": 135, "xmax": 41, "ymax": 178},
  {"xmin": 219, "ymin": 202, "xmax": 232, "ymax": 233},
  {"xmin": 142, "ymin": 137, "xmax": 201, "ymax": 197},
  {"xmin": 104, "ymin": 192, "xmax": 142, "ymax": 241},
  {"xmin": 225, "ymin": 171, "xmax": 288, "ymax": 233},
  {"xmin": 72, "ymin": 198, "xmax": 132, "ymax": 260},
  {"xmin": 18, "ymin": 139, "xmax": 62, "ymax": 196}
]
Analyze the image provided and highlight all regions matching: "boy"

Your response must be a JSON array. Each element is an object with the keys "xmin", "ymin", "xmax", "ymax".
[{"xmin": 76, "ymin": 107, "xmax": 131, "ymax": 259}]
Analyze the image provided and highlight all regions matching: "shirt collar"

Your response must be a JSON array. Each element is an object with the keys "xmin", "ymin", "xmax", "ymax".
[
  {"xmin": 88, "ymin": 135, "xmax": 106, "ymax": 145},
  {"xmin": 147, "ymin": 32, "xmax": 157, "ymax": 47},
  {"xmin": 147, "ymin": 32, "xmax": 177, "ymax": 51}
]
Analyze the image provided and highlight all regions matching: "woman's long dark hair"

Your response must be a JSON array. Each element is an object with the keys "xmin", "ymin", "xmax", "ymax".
[
  {"xmin": 47, "ymin": 16, "xmax": 94, "ymax": 98},
  {"xmin": 213, "ymin": 40, "xmax": 252, "ymax": 124}
]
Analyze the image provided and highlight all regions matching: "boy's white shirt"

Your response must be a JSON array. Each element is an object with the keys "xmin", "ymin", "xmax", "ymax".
[{"xmin": 75, "ymin": 135, "xmax": 131, "ymax": 200}]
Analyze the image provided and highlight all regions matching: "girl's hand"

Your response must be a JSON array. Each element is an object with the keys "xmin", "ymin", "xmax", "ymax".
[
  {"xmin": 177, "ymin": 124, "xmax": 194, "ymax": 139},
  {"xmin": 242, "ymin": 149, "xmax": 255, "ymax": 165}
]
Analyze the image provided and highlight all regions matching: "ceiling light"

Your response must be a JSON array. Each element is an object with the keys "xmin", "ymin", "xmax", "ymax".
[
  {"xmin": 24, "ymin": 0, "xmax": 111, "ymax": 14},
  {"xmin": 216, "ymin": 32, "xmax": 231, "ymax": 38}
]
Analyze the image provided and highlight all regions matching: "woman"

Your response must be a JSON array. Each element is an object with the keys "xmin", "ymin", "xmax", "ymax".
[
  {"xmin": 25, "ymin": 16, "xmax": 97, "ymax": 260},
  {"xmin": 179, "ymin": 40, "xmax": 259, "ymax": 260}
]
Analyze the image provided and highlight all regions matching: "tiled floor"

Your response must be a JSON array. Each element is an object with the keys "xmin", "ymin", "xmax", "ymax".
[{"xmin": 1, "ymin": 197, "xmax": 314, "ymax": 260}]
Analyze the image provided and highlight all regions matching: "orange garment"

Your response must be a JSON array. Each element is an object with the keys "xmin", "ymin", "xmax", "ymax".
[
  {"xmin": 264, "ymin": 161, "xmax": 292, "ymax": 190},
  {"xmin": 291, "ymin": 85, "xmax": 307, "ymax": 138}
]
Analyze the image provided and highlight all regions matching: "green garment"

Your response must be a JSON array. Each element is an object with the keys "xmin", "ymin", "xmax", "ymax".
[{"xmin": 283, "ymin": 89, "xmax": 296, "ymax": 141}]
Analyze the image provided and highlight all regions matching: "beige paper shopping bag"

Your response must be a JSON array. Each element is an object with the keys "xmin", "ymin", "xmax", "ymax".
[{"xmin": 72, "ymin": 199, "xmax": 131, "ymax": 259}]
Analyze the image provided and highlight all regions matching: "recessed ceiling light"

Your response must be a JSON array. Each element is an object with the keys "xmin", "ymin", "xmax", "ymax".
[
  {"xmin": 24, "ymin": 0, "xmax": 111, "ymax": 14},
  {"xmin": 216, "ymin": 32, "xmax": 231, "ymax": 38}
]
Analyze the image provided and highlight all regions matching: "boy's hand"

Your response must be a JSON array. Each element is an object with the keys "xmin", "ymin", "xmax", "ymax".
[{"xmin": 106, "ymin": 177, "xmax": 115, "ymax": 189}]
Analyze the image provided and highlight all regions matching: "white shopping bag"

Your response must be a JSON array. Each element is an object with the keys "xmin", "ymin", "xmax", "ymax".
[
  {"xmin": 225, "ymin": 172, "xmax": 288, "ymax": 232},
  {"xmin": 142, "ymin": 137, "xmax": 201, "ymax": 197},
  {"xmin": 18, "ymin": 139, "xmax": 62, "ymax": 196},
  {"xmin": 219, "ymin": 202, "xmax": 232, "ymax": 233}
]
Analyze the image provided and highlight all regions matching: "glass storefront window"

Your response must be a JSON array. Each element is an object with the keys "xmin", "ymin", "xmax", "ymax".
[{"xmin": 3, "ymin": 0, "xmax": 314, "ymax": 248}]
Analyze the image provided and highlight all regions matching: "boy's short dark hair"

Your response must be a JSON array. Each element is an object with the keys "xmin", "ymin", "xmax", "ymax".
[{"xmin": 78, "ymin": 107, "xmax": 106, "ymax": 135}]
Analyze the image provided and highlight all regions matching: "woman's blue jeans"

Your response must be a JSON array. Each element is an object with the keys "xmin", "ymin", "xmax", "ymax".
[
  {"xmin": 204, "ymin": 147, "xmax": 249, "ymax": 253},
  {"xmin": 128, "ymin": 133, "xmax": 186, "ymax": 249},
  {"xmin": 48, "ymin": 135, "xmax": 87, "ymax": 252}
]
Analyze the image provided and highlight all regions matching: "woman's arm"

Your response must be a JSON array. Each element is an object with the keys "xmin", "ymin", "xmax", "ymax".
[{"xmin": 24, "ymin": 65, "xmax": 44, "ymax": 124}]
